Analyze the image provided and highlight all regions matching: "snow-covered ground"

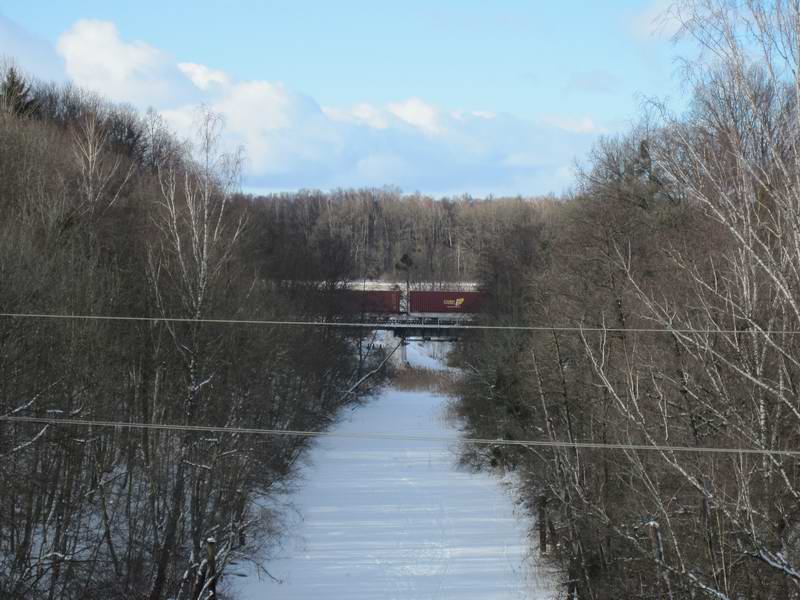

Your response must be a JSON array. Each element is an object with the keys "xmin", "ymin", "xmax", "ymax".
[
  {"xmin": 234, "ymin": 340, "xmax": 556, "ymax": 599},
  {"xmin": 402, "ymin": 339, "xmax": 456, "ymax": 371}
]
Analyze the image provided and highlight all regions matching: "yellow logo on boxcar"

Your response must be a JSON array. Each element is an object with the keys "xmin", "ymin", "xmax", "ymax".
[{"xmin": 443, "ymin": 297, "xmax": 465, "ymax": 307}]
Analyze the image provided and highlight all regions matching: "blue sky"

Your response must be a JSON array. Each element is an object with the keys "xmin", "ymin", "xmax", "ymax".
[{"xmin": 0, "ymin": 1, "xmax": 686, "ymax": 197}]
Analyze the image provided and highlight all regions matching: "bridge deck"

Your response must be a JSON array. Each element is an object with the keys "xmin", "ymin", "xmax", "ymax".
[{"xmin": 339, "ymin": 313, "xmax": 476, "ymax": 339}]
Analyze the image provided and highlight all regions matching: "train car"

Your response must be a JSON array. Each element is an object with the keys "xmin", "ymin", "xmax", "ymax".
[
  {"xmin": 409, "ymin": 290, "xmax": 484, "ymax": 314},
  {"xmin": 343, "ymin": 289, "xmax": 402, "ymax": 313}
]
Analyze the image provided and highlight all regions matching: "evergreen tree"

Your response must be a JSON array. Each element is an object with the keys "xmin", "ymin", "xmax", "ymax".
[{"xmin": 1, "ymin": 66, "xmax": 37, "ymax": 116}]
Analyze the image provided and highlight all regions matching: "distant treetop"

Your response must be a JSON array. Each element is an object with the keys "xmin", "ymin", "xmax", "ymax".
[{"xmin": 0, "ymin": 66, "xmax": 37, "ymax": 117}]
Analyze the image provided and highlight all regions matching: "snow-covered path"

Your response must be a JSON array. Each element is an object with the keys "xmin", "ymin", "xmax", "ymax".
[{"xmin": 235, "ymin": 341, "xmax": 555, "ymax": 599}]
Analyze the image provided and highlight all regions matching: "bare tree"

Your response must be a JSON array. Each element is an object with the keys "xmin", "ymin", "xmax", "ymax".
[
  {"xmin": 72, "ymin": 105, "xmax": 135, "ymax": 219},
  {"xmin": 578, "ymin": 2, "xmax": 800, "ymax": 596},
  {"xmin": 145, "ymin": 107, "xmax": 246, "ymax": 600}
]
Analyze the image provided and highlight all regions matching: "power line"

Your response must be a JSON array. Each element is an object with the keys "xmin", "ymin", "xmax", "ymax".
[
  {"xmin": 2, "ymin": 415, "xmax": 798, "ymax": 457},
  {"xmin": 0, "ymin": 311, "xmax": 793, "ymax": 335}
]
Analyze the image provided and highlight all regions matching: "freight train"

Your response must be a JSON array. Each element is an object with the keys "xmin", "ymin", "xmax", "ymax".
[{"xmin": 341, "ymin": 289, "xmax": 484, "ymax": 316}]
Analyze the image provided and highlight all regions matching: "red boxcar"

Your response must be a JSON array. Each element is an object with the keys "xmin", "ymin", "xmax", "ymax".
[
  {"xmin": 344, "ymin": 290, "xmax": 401, "ymax": 313},
  {"xmin": 409, "ymin": 291, "xmax": 484, "ymax": 313}
]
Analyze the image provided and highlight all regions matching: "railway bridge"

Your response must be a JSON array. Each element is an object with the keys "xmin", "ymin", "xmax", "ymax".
[
  {"xmin": 348, "ymin": 314, "xmax": 475, "ymax": 342},
  {"xmin": 338, "ymin": 288, "xmax": 483, "ymax": 342}
]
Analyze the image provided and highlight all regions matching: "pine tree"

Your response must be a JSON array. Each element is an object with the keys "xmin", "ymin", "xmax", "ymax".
[{"xmin": 1, "ymin": 67, "xmax": 37, "ymax": 117}]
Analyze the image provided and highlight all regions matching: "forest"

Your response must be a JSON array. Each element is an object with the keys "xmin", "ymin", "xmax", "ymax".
[
  {"xmin": 0, "ymin": 67, "xmax": 396, "ymax": 598},
  {"xmin": 451, "ymin": 3, "xmax": 800, "ymax": 599},
  {"xmin": 4, "ymin": 0, "xmax": 800, "ymax": 598}
]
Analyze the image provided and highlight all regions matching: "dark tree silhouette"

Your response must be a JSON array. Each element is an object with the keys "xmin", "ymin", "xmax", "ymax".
[{"xmin": 0, "ymin": 67, "xmax": 37, "ymax": 117}]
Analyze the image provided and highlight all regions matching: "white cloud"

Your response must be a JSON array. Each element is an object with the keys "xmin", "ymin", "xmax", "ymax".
[
  {"xmin": 9, "ymin": 16, "xmax": 607, "ymax": 196},
  {"xmin": 387, "ymin": 97, "xmax": 443, "ymax": 135},
  {"xmin": 470, "ymin": 110, "xmax": 497, "ymax": 119},
  {"xmin": 217, "ymin": 80, "xmax": 303, "ymax": 131},
  {"xmin": 178, "ymin": 62, "xmax": 229, "ymax": 90},
  {"xmin": 452, "ymin": 109, "xmax": 497, "ymax": 121},
  {"xmin": 541, "ymin": 115, "xmax": 606, "ymax": 134},
  {"xmin": 56, "ymin": 19, "xmax": 187, "ymax": 106},
  {"xmin": 630, "ymin": 0, "xmax": 683, "ymax": 41},
  {"xmin": 351, "ymin": 103, "xmax": 390, "ymax": 129},
  {"xmin": 172, "ymin": 89, "xmax": 602, "ymax": 194},
  {"xmin": 158, "ymin": 106, "xmax": 194, "ymax": 138},
  {"xmin": 322, "ymin": 102, "xmax": 390, "ymax": 129}
]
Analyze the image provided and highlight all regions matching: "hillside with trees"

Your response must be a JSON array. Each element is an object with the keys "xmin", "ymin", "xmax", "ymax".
[
  {"xmin": 0, "ymin": 59, "xmax": 564, "ymax": 599},
  {"xmin": 4, "ymin": 0, "xmax": 800, "ymax": 598},
  {"xmin": 0, "ymin": 69, "xmax": 392, "ymax": 599},
  {"xmin": 451, "ymin": 2, "xmax": 800, "ymax": 598}
]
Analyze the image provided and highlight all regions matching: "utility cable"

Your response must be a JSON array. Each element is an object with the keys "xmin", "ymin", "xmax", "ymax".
[
  {"xmin": 2, "ymin": 415, "xmax": 798, "ymax": 457},
  {"xmin": 0, "ymin": 312, "xmax": 793, "ymax": 335}
]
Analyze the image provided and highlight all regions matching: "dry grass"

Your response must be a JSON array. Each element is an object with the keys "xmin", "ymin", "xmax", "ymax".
[{"xmin": 390, "ymin": 366, "xmax": 460, "ymax": 394}]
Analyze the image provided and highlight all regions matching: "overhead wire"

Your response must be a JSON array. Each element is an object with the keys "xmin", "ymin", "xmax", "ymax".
[
  {"xmin": 0, "ymin": 311, "xmax": 792, "ymax": 335},
  {"xmin": 1, "ymin": 312, "xmax": 797, "ymax": 458},
  {"xmin": 2, "ymin": 415, "xmax": 798, "ymax": 457}
]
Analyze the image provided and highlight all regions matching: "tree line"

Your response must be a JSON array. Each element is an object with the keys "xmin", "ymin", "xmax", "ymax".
[
  {"xmin": 452, "ymin": 1, "xmax": 800, "ymax": 598},
  {"xmin": 240, "ymin": 187, "xmax": 559, "ymax": 287},
  {"xmin": 0, "ymin": 67, "xmax": 390, "ymax": 599}
]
